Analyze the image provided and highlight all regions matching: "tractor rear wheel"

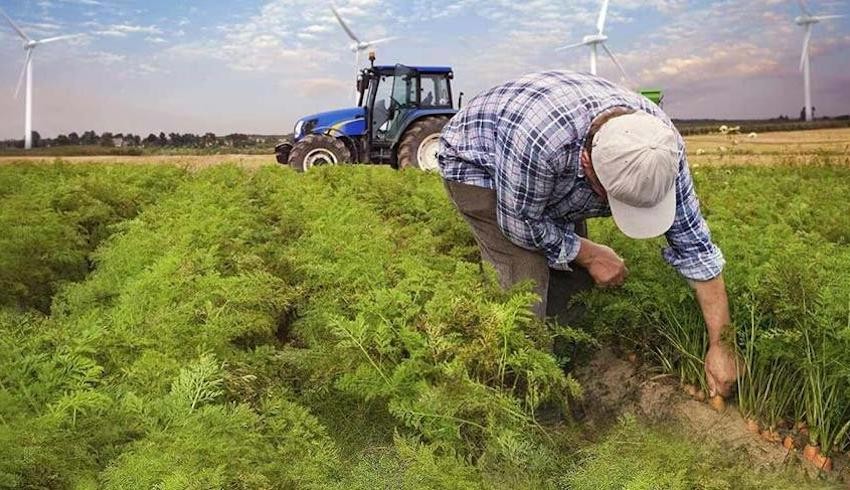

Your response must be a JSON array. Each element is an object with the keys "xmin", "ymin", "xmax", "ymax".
[
  {"xmin": 288, "ymin": 134, "xmax": 350, "ymax": 172},
  {"xmin": 397, "ymin": 117, "xmax": 448, "ymax": 171}
]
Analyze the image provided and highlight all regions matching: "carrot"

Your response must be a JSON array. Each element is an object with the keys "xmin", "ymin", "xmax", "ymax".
[
  {"xmin": 803, "ymin": 444, "xmax": 818, "ymax": 463},
  {"xmin": 693, "ymin": 389, "xmax": 706, "ymax": 402},
  {"xmin": 782, "ymin": 436, "xmax": 795, "ymax": 450},
  {"xmin": 745, "ymin": 418, "xmax": 760, "ymax": 434},
  {"xmin": 683, "ymin": 384, "xmax": 697, "ymax": 397},
  {"xmin": 760, "ymin": 429, "xmax": 781, "ymax": 443},
  {"xmin": 813, "ymin": 452, "xmax": 832, "ymax": 472},
  {"xmin": 709, "ymin": 395, "xmax": 725, "ymax": 412},
  {"xmin": 626, "ymin": 351, "xmax": 638, "ymax": 364}
]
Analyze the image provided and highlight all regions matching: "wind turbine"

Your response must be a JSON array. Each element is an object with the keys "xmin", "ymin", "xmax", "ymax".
[
  {"xmin": 1, "ymin": 8, "xmax": 82, "ymax": 149},
  {"xmin": 330, "ymin": 3, "xmax": 398, "ymax": 103},
  {"xmin": 556, "ymin": 0, "xmax": 629, "ymax": 82},
  {"xmin": 795, "ymin": 0, "xmax": 844, "ymax": 122}
]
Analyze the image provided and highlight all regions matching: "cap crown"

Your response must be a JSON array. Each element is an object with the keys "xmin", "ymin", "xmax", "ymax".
[{"xmin": 592, "ymin": 111, "xmax": 679, "ymax": 208}]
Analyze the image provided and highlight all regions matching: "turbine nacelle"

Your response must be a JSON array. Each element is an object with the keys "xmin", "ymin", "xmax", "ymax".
[
  {"xmin": 795, "ymin": 15, "xmax": 818, "ymax": 25},
  {"xmin": 582, "ymin": 33, "xmax": 608, "ymax": 44}
]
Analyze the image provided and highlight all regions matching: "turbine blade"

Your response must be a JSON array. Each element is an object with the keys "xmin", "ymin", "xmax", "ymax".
[
  {"xmin": 36, "ymin": 33, "xmax": 84, "ymax": 45},
  {"xmin": 800, "ymin": 25, "xmax": 812, "ymax": 71},
  {"xmin": 601, "ymin": 43, "xmax": 629, "ymax": 83},
  {"xmin": 811, "ymin": 15, "xmax": 844, "ymax": 21},
  {"xmin": 14, "ymin": 49, "xmax": 32, "ymax": 99},
  {"xmin": 330, "ymin": 3, "xmax": 361, "ymax": 44},
  {"xmin": 555, "ymin": 40, "xmax": 589, "ymax": 51},
  {"xmin": 363, "ymin": 36, "xmax": 398, "ymax": 47},
  {"xmin": 0, "ymin": 7, "xmax": 31, "ymax": 41},
  {"xmin": 797, "ymin": 0, "xmax": 812, "ymax": 16},
  {"xmin": 597, "ymin": 0, "xmax": 610, "ymax": 34}
]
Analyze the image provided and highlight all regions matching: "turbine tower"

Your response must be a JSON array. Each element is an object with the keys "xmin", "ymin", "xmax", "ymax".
[
  {"xmin": 795, "ymin": 0, "xmax": 844, "ymax": 122},
  {"xmin": 1, "ymin": 8, "xmax": 82, "ymax": 149},
  {"xmin": 556, "ymin": 0, "xmax": 628, "ymax": 82},
  {"xmin": 330, "ymin": 2, "xmax": 398, "ymax": 104}
]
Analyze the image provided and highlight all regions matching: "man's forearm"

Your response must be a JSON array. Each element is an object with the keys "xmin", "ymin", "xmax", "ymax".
[{"xmin": 691, "ymin": 274, "xmax": 731, "ymax": 345}]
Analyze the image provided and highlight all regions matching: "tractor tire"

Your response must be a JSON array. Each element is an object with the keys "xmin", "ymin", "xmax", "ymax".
[
  {"xmin": 288, "ymin": 134, "xmax": 351, "ymax": 172},
  {"xmin": 397, "ymin": 117, "xmax": 448, "ymax": 171}
]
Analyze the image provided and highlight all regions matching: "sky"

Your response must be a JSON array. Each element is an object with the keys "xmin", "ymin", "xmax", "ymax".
[{"xmin": 0, "ymin": 0, "xmax": 848, "ymax": 139}]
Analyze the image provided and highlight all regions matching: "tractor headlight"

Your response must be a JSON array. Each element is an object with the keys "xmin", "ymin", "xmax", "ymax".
[{"xmin": 294, "ymin": 120, "xmax": 304, "ymax": 137}]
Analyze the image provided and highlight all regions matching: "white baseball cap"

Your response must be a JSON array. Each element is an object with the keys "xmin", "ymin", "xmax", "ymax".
[{"xmin": 591, "ymin": 110, "xmax": 680, "ymax": 239}]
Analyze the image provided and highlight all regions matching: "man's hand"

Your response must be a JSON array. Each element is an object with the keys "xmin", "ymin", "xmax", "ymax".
[
  {"xmin": 576, "ymin": 238, "xmax": 628, "ymax": 288},
  {"xmin": 705, "ymin": 342, "xmax": 737, "ymax": 398}
]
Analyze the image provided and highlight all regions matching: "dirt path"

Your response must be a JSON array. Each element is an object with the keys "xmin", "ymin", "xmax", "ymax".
[{"xmin": 573, "ymin": 349, "xmax": 845, "ymax": 479}]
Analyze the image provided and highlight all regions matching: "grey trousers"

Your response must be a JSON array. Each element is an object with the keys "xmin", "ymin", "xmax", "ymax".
[{"xmin": 444, "ymin": 179, "xmax": 594, "ymax": 322}]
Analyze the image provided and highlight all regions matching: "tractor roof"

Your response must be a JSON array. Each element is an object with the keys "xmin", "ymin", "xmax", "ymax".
[{"xmin": 374, "ymin": 65, "xmax": 453, "ymax": 74}]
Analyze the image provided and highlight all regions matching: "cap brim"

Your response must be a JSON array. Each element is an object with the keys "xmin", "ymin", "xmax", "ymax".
[{"xmin": 608, "ymin": 186, "xmax": 676, "ymax": 239}]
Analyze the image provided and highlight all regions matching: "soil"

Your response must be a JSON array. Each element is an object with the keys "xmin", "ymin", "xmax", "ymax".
[{"xmin": 572, "ymin": 348, "xmax": 849, "ymax": 479}]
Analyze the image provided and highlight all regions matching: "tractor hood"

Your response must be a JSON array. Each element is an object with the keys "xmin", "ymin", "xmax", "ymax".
[{"xmin": 294, "ymin": 107, "xmax": 367, "ymax": 140}]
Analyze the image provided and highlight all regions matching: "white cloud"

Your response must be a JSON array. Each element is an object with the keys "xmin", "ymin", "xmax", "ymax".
[{"xmin": 96, "ymin": 24, "xmax": 163, "ymax": 37}]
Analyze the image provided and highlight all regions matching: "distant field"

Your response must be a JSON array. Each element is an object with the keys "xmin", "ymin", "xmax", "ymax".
[
  {"xmin": 2, "ymin": 127, "xmax": 848, "ymax": 169},
  {"xmin": 687, "ymin": 127, "xmax": 850, "ymax": 167},
  {"xmin": 673, "ymin": 118, "xmax": 850, "ymax": 136},
  {"xmin": 0, "ymin": 145, "xmax": 275, "ymax": 157}
]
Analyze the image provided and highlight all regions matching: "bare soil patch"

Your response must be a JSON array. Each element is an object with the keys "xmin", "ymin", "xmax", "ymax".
[{"xmin": 573, "ymin": 348, "xmax": 847, "ymax": 478}]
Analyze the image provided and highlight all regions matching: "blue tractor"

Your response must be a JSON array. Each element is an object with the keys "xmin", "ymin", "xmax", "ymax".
[{"xmin": 276, "ymin": 57, "xmax": 458, "ymax": 172}]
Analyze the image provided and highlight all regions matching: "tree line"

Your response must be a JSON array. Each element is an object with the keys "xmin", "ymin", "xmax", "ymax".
[{"xmin": 0, "ymin": 131, "xmax": 282, "ymax": 149}]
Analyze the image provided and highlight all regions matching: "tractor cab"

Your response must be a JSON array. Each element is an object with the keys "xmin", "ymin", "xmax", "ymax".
[
  {"xmin": 277, "ymin": 60, "xmax": 457, "ymax": 172},
  {"xmin": 356, "ymin": 63, "xmax": 455, "ymax": 165}
]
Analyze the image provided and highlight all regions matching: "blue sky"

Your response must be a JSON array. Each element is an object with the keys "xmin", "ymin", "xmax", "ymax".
[{"xmin": 0, "ymin": 0, "xmax": 848, "ymax": 138}]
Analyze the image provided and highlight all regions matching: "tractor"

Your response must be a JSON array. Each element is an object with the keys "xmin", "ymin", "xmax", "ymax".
[{"xmin": 276, "ymin": 56, "xmax": 457, "ymax": 172}]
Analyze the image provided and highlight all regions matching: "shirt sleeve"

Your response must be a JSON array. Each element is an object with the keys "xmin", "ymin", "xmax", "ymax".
[
  {"xmin": 492, "ymin": 123, "xmax": 581, "ymax": 271},
  {"xmin": 663, "ymin": 152, "xmax": 725, "ymax": 281}
]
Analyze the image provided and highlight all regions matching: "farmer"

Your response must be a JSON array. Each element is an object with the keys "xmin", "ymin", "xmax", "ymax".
[{"xmin": 438, "ymin": 71, "xmax": 737, "ymax": 398}]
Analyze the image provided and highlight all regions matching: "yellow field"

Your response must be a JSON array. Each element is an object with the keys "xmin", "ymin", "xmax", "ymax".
[
  {"xmin": 1, "ymin": 127, "xmax": 848, "ymax": 168},
  {"xmin": 686, "ymin": 127, "xmax": 850, "ymax": 167}
]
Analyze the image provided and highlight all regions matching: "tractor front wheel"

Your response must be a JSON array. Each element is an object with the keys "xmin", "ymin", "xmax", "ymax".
[
  {"xmin": 288, "ymin": 134, "xmax": 351, "ymax": 172},
  {"xmin": 397, "ymin": 117, "xmax": 448, "ymax": 171}
]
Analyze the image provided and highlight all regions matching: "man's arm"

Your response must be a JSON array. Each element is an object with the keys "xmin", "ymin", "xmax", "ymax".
[
  {"xmin": 664, "ymin": 151, "xmax": 735, "ymax": 396},
  {"xmin": 692, "ymin": 274, "xmax": 737, "ymax": 397}
]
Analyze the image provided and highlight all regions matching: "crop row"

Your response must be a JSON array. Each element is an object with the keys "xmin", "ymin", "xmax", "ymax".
[
  {"xmin": 0, "ymin": 164, "xmax": 586, "ymax": 488},
  {"xmin": 580, "ymin": 163, "xmax": 850, "ymax": 467}
]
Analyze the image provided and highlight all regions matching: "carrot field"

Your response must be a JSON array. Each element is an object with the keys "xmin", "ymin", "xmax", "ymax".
[{"xmin": 1, "ymin": 135, "xmax": 848, "ymax": 488}]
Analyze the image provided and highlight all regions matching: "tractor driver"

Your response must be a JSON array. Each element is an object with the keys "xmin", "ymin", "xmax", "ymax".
[{"xmin": 437, "ymin": 71, "xmax": 737, "ymax": 399}]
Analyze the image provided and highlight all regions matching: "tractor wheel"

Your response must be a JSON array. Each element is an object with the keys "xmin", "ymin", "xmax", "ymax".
[
  {"xmin": 288, "ymin": 134, "xmax": 350, "ymax": 172},
  {"xmin": 397, "ymin": 117, "xmax": 448, "ymax": 171}
]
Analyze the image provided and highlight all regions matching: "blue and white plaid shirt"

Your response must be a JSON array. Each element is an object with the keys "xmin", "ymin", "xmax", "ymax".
[{"xmin": 438, "ymin": 71, "xmax": 724, "ymax": 281}]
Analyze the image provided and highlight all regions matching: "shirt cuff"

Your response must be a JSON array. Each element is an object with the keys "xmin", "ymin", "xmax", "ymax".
[
  {"xmin": 662, "ymin": 245, "xmax": 726, "ymax": 281},
  {"xmin": 548, "ymin": 232, "xmax": 581, "ymax": 271}
]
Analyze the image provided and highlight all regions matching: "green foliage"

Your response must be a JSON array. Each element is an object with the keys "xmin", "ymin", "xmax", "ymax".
[
  {"xmin": 0, "ymin": 163, "xmax": 183, "ymax": 311},
  {"xmin": 0, "ymin": 162, "xmax": 845, "ymax": 489},
  {"xmin": 256, "ymin": 166, "xmax": 584, "ymax": 462}
]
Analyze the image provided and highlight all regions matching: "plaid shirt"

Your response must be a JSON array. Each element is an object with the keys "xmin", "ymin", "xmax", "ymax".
[{"xmin": 438, "ymin": 71, "xmax": 724, "ymax": 281}]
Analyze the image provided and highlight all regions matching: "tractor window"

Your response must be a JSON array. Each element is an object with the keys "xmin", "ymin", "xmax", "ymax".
[
  {"xmin": 371, "ymin": 75, "xmax": 393, "ymax": 138},
  {"xmin": 420, "ymin": 75, "xmax": 451, "ymax": 108},
  {"xmin": 391, "ymin": 65, "xmax": 418, "ymax": 109}
]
